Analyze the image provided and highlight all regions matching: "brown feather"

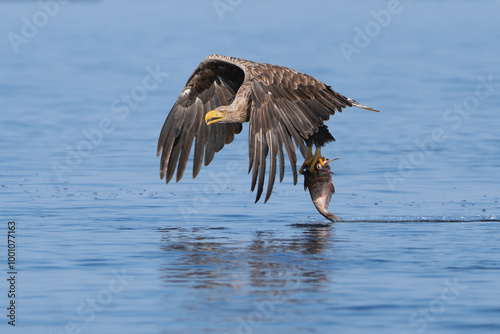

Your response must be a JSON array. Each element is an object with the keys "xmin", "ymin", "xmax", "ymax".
[{"xmin": 158, "ymin": 54, "xmax": 378, "ymax": 203}]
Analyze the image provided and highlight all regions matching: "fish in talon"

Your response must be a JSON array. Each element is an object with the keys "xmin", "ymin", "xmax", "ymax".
[
  {"xmin": 303, "ymin": 159, "xmax": 343, "ymax": 222},
  {"xmin": 156, "ymin": 54, "xmax": 378, "ymax": 220}
]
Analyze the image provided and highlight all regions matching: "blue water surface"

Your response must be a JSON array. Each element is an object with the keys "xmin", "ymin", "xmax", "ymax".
[{"xmin": 0, "ymin": 1, "xmax": 499, "ymax": 333}]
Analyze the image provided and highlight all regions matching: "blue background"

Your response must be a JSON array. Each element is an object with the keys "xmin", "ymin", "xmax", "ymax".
[{"xmin": 0, "ymin": 1, "xmax": 499, "ymax": 333}]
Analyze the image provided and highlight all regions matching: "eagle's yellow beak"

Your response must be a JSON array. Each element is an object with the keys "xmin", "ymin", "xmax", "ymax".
[{"xmin": 205, "ymin": 110, "xmax": 226, "ymax": 125}]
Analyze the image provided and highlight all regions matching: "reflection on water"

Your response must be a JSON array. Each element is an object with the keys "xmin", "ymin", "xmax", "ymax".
[{"xmin": 159, "ymin": 226, "xmax": 333, "ymax": 293}]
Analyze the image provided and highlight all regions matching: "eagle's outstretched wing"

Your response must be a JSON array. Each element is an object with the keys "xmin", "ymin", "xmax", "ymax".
[
  {"xmin": 158, "ymin": 55, "xmax": 378, "ymax": 203},
  {"xmin": 247, "ymin": 63, "xmax": 364, "ymax": 203},
  {"xmin": 157, "ymin": 58, "xmax": 244, "ymax": 183}
]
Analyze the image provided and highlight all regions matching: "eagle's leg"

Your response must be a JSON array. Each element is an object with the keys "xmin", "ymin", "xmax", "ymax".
[{"xmin": 299, "ymin": 145, "xmax": 326, "ymax": 174}]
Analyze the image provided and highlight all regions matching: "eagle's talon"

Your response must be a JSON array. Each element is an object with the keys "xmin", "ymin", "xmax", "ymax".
[{"xmin": 299, "ymin": 147, "xmax": 327, "ymax": 174}]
